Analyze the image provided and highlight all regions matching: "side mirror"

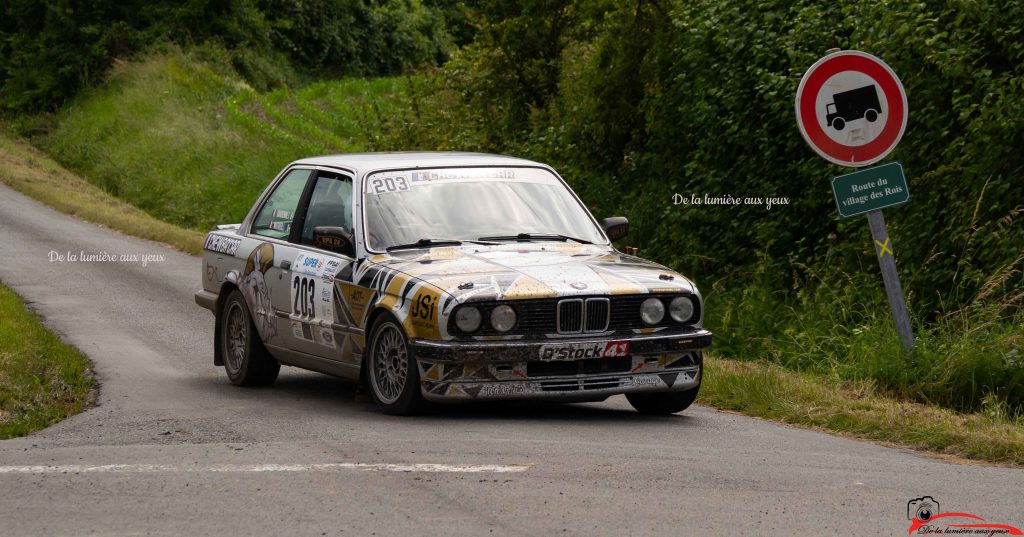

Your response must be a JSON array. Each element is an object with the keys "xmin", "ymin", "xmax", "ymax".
[
  {"xmin": 313, "ymin": 226, "xmax": 355, "ymax": 257},
  {"xmin": 600, "ymin": 216, "xmax": 629, "ymax": 242}
]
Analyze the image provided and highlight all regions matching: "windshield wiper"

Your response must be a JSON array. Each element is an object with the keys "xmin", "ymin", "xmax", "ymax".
[
  {"xmin": 478, "ymin": 233, "xmax": 592, "ymax": 245},
  {"xmin": 386, "ymin": 238, "xmax": 499, "ymax": 251}
]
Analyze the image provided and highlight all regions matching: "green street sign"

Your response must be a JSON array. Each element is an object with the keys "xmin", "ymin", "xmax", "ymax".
[{"xmin": 831, "ymin": 162, "xmax": 910, "ymax": 218}]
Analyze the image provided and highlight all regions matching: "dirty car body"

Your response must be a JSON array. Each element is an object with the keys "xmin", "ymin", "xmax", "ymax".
[{"xmin": 196, "ymin": 153, "xmax": 711, "ymax": 414}]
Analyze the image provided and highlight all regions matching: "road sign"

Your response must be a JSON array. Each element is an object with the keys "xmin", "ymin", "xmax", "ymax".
[
  {"xmin": 831, "ymin": 162, "xmax": 910, "ymax": 218},
  {"xmin": 795, "ymin": 50, "xmax": 908, "ymax": 167}
]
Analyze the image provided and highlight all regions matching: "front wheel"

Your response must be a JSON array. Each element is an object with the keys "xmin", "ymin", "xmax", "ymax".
[
  {"xmin": 366, "ymin": 315, "xmax": 424, "ymax": 415},
  {"xmin": 626, "ymin": 384, "xmax": 700, "ymax": 415},
  {"xmin": 221, "ymin": 289, "xmax": 280, "ymax": 386}
]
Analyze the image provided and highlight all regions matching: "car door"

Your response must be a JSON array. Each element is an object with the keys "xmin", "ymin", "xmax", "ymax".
[
  {"xmin": 245, "ymin": 167, "xmax": 314, "ymax": 352},
  {"xmin": 281, "ymin": 170, "xmax": 359, "ymax": 364}
]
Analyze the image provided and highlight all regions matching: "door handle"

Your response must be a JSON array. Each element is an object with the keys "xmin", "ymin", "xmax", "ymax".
[{"xmin": 280, "ymin": 260, "xmax": 291, "ymax": 270}]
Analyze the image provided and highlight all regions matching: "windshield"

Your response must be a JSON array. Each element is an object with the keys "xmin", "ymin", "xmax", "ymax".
[{"xmin": 363, "ymin": 167, "xmax": 606, "ymax": 251}]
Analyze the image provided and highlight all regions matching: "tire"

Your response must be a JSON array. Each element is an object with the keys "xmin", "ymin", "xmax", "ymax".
[
  {"xmin": 221, "ymin": 289, "xmax": 280, "ymax": 386},
  {"xmin": 626, "ymin": 384, "xmax": 700, "ymax": 415},
  {"xmin": 865, "ymin": 109, "xmax": 878, "ymax": 122},
  {"xmin": 366, "ymin": 314, "xmax": 424, "ymax": 415},
  {"xmin": 831, "ymin": 117, "xmax": 845, "ymax": 131}
]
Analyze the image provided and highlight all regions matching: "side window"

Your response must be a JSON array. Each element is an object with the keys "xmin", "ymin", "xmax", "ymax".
[
  {"xmin": 252, "ymin": 169, "xmax": 312, "ymax": 239},
  {"xmin": 301, "ymin": 173, "xmax": 354, "ymax": 246}
]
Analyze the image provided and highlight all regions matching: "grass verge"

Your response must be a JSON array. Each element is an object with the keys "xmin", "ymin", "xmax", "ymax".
[
  {"xmin": 702, "ymin": 355, "xmax": 1024, "ymax": 466},
  {"xmin": 0, "ymin": 283, "xmax": 95, "ymax": 438},
  {"xmin": 35, "ymin": 49, "xmax": 413, "ymax": 231},
  {"xmin": 0, "ymin": 132, "xmax": 204, "ymax": 254}
]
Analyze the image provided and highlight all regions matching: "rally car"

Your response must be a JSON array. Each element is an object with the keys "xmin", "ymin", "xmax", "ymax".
[{"xmin": 195, "ymin": 153, "xmax": 711, "ymax": 415}]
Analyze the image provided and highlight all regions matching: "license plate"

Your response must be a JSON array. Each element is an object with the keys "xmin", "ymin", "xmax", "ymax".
[{"xmin": 538, "ymin": 340, "xmax": 629, "ymax": 361}]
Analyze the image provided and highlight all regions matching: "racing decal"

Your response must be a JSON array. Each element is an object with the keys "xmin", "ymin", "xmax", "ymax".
[
  {"xmin": 475, "ymin": 384, "xmax": 533, "ymax": 397},
  {"xmin": 501, "ymin": 274, "xmax": 558, "ymax": 300},
  {"xmin": 242, "ymin": 243, "xmax": 277, "ymax": 342},
  {"xmin": 204, "ymin": 234, "xmax": 241, "ymax": 256},
  {"xmin": 367, "ymin": 174, "xmax": 411, "ymax": 195},
  {"xmin": 630, "ymin": 375, "xmax": 662, "ymax": 387},
  {"xmin": 539, "ymin": 340, "xmax": 629, "ymax": 361},
  {"xmin": 205, "ymin": 262, "xmax": 219, "ymax": 283},
  {"xmin": 291, "ymin": 320, "xmax": 314, "ymax": 341},
  {"xmin": 315, "ymin": 327, "xmax": 336, "ymax": 349},
  {"xmin": 368, "ymin": 168, "xmax": 556, "ymax": 193},
  {"xmin": 591, "ymin": 267, "xmax": 646, "ymax": 295},
  {"xmin": 337, "ymin": 281, "xmax": 374, "ymax": 327},
  {"xmin": 290, "ymin": 252, "xmax": 344, "ymax": 348},
  {"xmin": 406, "ymin": 287, "xmax": 442, "ymax": 339}
]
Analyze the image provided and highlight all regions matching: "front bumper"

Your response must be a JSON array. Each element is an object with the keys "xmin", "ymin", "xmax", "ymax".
[{"xmin": 410, "ymin": 329, "xmax": 710, "ymax": 401}]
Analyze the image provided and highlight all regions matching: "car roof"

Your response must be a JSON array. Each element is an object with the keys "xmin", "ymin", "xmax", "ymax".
[{"xmin": 293, "ymin": 152, "xmax": 549, "ymax": 175}]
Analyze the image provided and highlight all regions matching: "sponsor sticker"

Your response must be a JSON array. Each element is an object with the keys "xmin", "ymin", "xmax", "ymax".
[
  {"xmin": 290, "ymin": 252, "xmax": 347, "ymax": 348},
  {"xmin": 478, "ymin": 383, "xmax": 535, "ymax": 397},
  {"xmin": 630, "ymin": 375, "xmax": 660, "ymax": 387},
  {"xmin": 203, "ymin": 234, "xmax": 241, "ymax": 256},
  {"xmin": 539, "ymin": 340, "xmax": 630, "ymax": 361}
]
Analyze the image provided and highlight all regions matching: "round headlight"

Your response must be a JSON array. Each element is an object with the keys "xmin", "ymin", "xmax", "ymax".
[
  {"xmin": 490, "ymin": 304, "xmax": 517, "ymax": 332},
  {"xmin": 669, "ymin": 296, "xmax": 695, "ymax": 323},
  {"xmin": 640, "ymin": 298, "xmax": 665, "ymax": 325},
  {"xmin": 455, "ymin": 306, "xmax": 482, "ymax": 332}
]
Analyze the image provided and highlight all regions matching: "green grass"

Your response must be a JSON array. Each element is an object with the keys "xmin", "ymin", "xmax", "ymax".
[
  {"xmin": 38, "ymin": 49, "xmax": 415, "ymax": 232},
  {"xmin": 0, "ymin": 131, "xmax": 205, "ymax": 255},
  {"xmin": 702, "ymin": 355, "xmax": 1024, "ymax": 465},
  {"xmin": 707, "ymin": 257, "xmax": 1024, "ymax": 416},
  {"xmin": 0, "ymin": 283, "xmax": 95, "ymax": 438}
]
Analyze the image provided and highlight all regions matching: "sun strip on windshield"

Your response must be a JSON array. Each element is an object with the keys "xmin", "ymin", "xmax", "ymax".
[{"xmin": 365, "ymin": 167, "xmax": 559, "ymax": 196}]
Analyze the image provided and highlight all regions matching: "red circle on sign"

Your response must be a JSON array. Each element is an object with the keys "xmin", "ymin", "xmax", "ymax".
[{"xmin": 795, "ymin": 51, "xmax": 907, "ymax": 167}]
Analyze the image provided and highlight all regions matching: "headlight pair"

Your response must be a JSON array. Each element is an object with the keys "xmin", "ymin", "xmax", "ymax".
[
  {"xmin": 455, "ymin": 304, "xmax": 517, "ymax": 333},
  {"xmin": 641, "ymin": 296, "xmax": 696, "ymax": 325}
]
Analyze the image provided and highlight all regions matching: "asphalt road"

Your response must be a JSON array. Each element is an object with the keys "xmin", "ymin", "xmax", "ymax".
[{"xmin": 0, "ymin": 183, "xmax": 1021, "ymax": 536}]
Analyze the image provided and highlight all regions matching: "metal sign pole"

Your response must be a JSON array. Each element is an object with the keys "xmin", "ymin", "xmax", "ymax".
[{"xmin": 865, "ymin": 209, "xmax": 914, "ymax": 349}]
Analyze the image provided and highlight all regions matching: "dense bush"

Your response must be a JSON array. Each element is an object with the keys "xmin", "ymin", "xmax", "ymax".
[{"xmin": 0, "ymin": 0, "xmax": 460, "ymax": 110}]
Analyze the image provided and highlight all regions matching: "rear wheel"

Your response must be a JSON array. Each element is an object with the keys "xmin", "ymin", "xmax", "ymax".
[
  {"xmin": 626, "ymin": 384, "xmax": 700, "ymax": 415},
  {"xmin": 367, "ymin": 315, "xmax": 424, "ymax": 415},
  {"xmin": 221, "ymin": 289, "xmax": 280, "ymax": 386},
  {"xmin": 865, "ymin": 109, "xmax": 878, "ymax": 122}
]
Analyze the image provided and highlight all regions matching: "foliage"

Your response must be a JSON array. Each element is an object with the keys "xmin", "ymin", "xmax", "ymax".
[
  {"xmin": 0, "ymin": 0, "xmax": 459, "ymax": 111},
  {"xmin": 36, "ymin": 50, "xmax": 413, "ymax": 230},
  {"xmin": 708, "ymin": 256, "xmax": 1024, "ymax": 413}
]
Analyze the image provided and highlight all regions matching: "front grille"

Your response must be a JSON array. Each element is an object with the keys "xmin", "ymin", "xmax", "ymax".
[
  {"xmin": 448, "ymin": 293, "xmax": 700, "ymax": 337},
  {"xmin": 585, "ymin": 298, "xmax": 609, "ymax": 332},
  {"xmin": 557, "ymin": 299, "xmax": 583, "ymax": 333},
  {"xmin": 557, "ymin": 298, "xmax": 609, "ymax": 334}
]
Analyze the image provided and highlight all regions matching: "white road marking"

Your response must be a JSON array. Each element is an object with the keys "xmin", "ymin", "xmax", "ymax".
[{"xmin": 0, "ymin": 463, "xmax": 530, "ymax": 474}]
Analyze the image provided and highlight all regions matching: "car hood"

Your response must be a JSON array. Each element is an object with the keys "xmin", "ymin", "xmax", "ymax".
[{"xmin": 363, "ymin": 243, "xmax": 698, "ymax": 303}]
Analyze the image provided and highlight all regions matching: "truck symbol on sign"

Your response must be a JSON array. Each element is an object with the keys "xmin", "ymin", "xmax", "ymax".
[{"xmin": 825, "ymin": 84, "xmax": 882, "ymax": 131}]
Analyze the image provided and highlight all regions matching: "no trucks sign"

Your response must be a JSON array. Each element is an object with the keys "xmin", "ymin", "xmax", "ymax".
[
  {"xmin": 795, "ymin": 50, "xmax": 908, "ymax": 167},
  {"xmin": 796, "ymin": 49, "xmax": 915, "ymax": 350}
]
